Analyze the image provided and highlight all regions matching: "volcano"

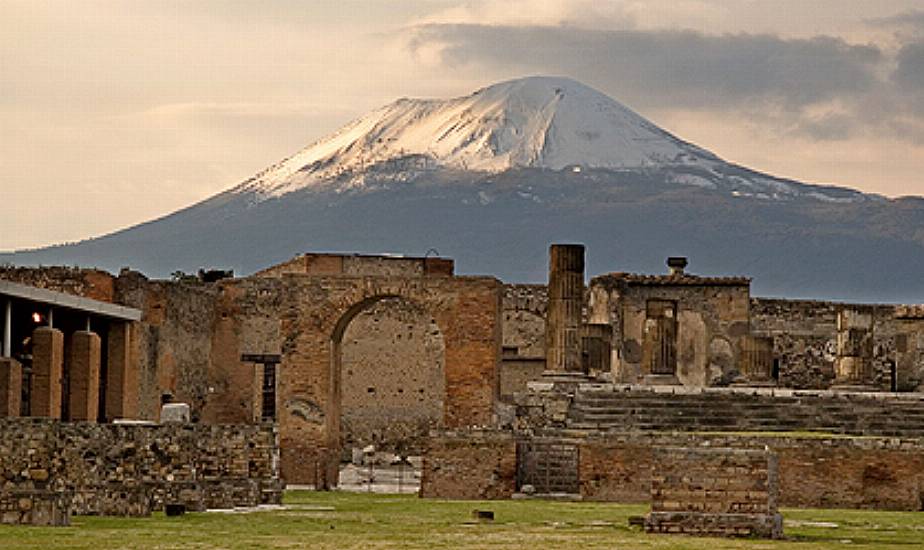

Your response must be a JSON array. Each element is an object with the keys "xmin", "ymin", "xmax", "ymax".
[{"xmin": 5, "ymin": 76, "xmax": 923, "ymax": 302}]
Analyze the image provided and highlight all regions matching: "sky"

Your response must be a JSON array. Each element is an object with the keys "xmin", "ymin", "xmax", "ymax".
[{"xmin": 2, "ymin": 0, "xmax": 924, "ymax": 251}]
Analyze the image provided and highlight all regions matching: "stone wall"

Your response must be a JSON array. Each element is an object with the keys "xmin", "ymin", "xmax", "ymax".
[
  {"xmin": 0, "ymin": 418, "xmax": 281, "ymax": 517},
  {"xmin": 420, "ymin": 430, "xmax": 517, "ymax": 500},
  {"xmin": 0, "ymin": 266, "xmax": 116, "ymax": 303},
  {"xmin": 421, "ymin": 429, "xmax": 924, "ymax": 511},
  {"xmin": 500, "ymin": 285, "xmax": 547, "ymax": 400},
  {"xmin": 589, "ymin": 276, "xmax": 751, "ymax": 386},
  {"xmin": 645, "ymin": 447, "xmax": 782, "ymax": 538},
  {"xmin": 340, "ymin": 297, "xmax": 445, "ymax": 454}
]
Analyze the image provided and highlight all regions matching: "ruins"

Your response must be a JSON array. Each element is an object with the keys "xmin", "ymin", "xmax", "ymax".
[{"xmin": 3, "ymin": 245, "xmax": 924, "ymax": 531}]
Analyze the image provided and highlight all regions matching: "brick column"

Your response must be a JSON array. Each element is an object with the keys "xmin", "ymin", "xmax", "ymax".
[
  {"xmin": 68, "ymin": 330, "xmax": 101, "ymax": 421},
  {"xmin": 833, "ymin": 309, "xmax": 877, "ymax": 390},
  {"xmin": 31, "ymin": 327, "xmax": 64, "ymax": 418},
  {"xmin": 106, "ymin": 321, "xmax": 138, "ymax": 420},
  {"xmin": 0, "ymin": 357, "xmax": 22, "ymax": 416},
  {"xmin": 545, "ymin": 244, "xmax": 586, "ymax": 374}
]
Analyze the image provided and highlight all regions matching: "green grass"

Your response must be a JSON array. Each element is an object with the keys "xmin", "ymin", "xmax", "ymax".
[{"xmin": 1, "ymin": 491, "xmax": 922, "ymax": 549}]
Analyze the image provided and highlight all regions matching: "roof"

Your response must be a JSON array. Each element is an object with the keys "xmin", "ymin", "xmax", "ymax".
[
  {"xmin": 592, "ymin": 272, "xmax": 751, "ymax": 288},
  {"xmin": 0, "ymin": 280, "xmax": 142, "ymax": 321}
]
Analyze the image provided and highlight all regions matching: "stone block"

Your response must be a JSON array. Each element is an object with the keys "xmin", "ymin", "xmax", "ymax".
[
  {"xmin": 68, "ymin": 331, "xmax": 101, "ymax": 421},
  {"xmin": 0, "ymin": 357, "xmax": 22, "ymax": 417},
  {"xmin": 645, "ymin": 447, "xmax": 781, "ymax": 539},
  {"xmin": 106, "ymin": 321, "xmax": 138, "ymax": 420},
  {"xmin": 160, "ymin": 402, "xmax": 191, "ymax": 423},
  {"xmin": 31, "ymin": 327, "xmax": 64, "ymax": 418}
]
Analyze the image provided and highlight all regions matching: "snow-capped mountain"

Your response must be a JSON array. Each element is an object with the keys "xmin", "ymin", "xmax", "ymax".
[
  {"xmin": 3, "ymin": 76, "xmax": 922, "ymax": 302},
  {"xmin": 233, "ymin": 77, "xmax": 865, "ymax": 204},
  {"xmin": 238, "ymin": 77, "xmax": 720, "ymax": 197}
]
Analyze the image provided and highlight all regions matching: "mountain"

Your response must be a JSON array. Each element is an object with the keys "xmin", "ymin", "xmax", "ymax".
[{"xmin": 4, "ymin": 76, "xmax": 923, "ymax": 303}]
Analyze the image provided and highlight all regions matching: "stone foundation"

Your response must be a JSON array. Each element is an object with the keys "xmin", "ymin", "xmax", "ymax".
[
  {"xmin": 0, "ymin": 418, "xmax": 282, "ymax": 518},
  {"xmin": 645, "ymin": 447, "xmax": 782, "ymax": 538},
  {"xmin": 0, "ymin": 489, "xmax": 70, "ymax": 526}
]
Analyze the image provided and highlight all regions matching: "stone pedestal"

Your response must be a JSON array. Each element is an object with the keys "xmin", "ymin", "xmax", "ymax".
[
  {"xmin": 0, "ymin": 357, "xmax": 22, "ymax": 417},
  {"xmin": 31, "ymin": 327, "xmax": 64, "ymax": 418},
  {"xmin": 645, "ymin": 447, "xmax": 782, "ymax": 539},
  {"xmin": 68, "ymin": 330, "xmax": 101, "ymax": 421},
  {"xmin": 546, "ymin": 244, "xmax": 586, "ymax": 374},
  {"xmin": 106, "ymin": 322, "xmax": 137, "ymax": 420}
]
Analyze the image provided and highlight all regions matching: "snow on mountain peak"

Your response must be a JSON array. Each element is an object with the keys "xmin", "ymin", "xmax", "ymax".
[{"xmin": 237, "ymin": 76, "xmax": 721, "ymax": 198}]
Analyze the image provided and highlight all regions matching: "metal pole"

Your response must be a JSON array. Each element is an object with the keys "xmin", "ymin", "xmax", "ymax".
[
  {"xmin": 3, "ymin": 299, "xmax": 11, "ymax": 358},
  {"xmin": 86, "ymin": 316, "xmax": 91, "ymax": 332},
  {"xmin": 47, "ymin": 308, "xmax": 54, "ymax": 329}
]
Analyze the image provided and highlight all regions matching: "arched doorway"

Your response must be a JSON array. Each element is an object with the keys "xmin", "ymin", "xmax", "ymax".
[{"xmin": 334, "ymin": 296, "xmax": 446, "ymax": 457}]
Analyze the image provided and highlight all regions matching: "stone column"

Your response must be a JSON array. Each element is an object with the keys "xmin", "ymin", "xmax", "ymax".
[
  {"xmin": 30, "ymin": 326, "xmax": 64, "ymax": 418},
  {"xmin": 68, "ymin": 330, "xmax": 101, "ymax": 421},
  {"xmin": 734, "ymin": 335, "xmax": 776, "ymax": 387},
  {"xmin": 0, "ymin": 357, "xmax": 22, "ymax": 416},
  {"xmin": 545, "ymin": 244, "xmax": 586, "ymax": 374},
  {"xmin": 833, "ymin": 309, "xmax": 877, "ymax": 390},
  {"xmin": 106, "ymin": 321, "xmax": 137, "ymax": 420}
]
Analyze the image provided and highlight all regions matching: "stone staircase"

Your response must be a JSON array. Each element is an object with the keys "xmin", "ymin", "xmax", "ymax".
[{"xmin": 566, "ymin": 385, "xmax": 924, "ymax": 437}]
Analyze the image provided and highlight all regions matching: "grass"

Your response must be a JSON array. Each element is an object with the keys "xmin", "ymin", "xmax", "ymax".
[{"xmin": 1, "ymin": 491, "xmax": 923, "ymax": 549}]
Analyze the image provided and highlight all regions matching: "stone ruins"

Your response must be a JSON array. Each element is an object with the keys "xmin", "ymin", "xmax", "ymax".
[{"xmin": 2, "ymin": 246, "xmax": 924, "ymax": 534}]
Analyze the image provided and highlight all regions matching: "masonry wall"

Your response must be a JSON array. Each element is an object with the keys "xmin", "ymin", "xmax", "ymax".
[
  {"xmin": 0, "ymin": 418, "xmax": 281, "ymax": 516},
  {"xmin": 750, "ymin": 299, "xmax": 921, "ymax": 390},
  {"xmin": 340, "ymin": 297, "xmax": 445, "ymax": 454},
  {"xmin": 0, "ymin": 266, "xmax": 116, "ymax": 302},
  {"xmin": 646, "ymin": 447, "xmax": 781, "ymax": 538},
  {"xmin": 500, "ymin": 284, "xmax": 547, "ymax": 400},
  {"xmin": 589, "ymin": 280, "xmax": 751, "ymax": 386},
  {"xmin": 421, "ymin": 430, "xmax": 924, "ymax": 511},
  {"xmin": 420, "ymin": 430, "xmax": 517, "ymax": 500}
]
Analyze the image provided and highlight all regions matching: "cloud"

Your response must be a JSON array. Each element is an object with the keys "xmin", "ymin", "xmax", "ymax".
[
  {"xmin": 866, "ymin": 9, "xmax": 924, "ymax": 29},
  {"xmin": 408, "ymin": 24, "xmax": 882, "ymax": 111},
  {"xmin": 893, "ymin": 42, "xmax": 924, "ymax": 90},
  {"xmin": 404, "ymin": 23, "xmax": 924, "ymax": 143}
]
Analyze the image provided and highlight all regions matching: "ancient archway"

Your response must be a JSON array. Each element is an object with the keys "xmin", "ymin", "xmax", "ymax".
[{"xmin": 277, "ymin": 275, "xmax": 501, "ymax": 486}]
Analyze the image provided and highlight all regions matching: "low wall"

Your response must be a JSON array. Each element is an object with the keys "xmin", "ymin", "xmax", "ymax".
[
  {"xmin": 422, "ymin": 430, "xmax": 924, "ymax": 511},
  {"xmin": 0, "ymin": 418, "xmax": 282, "ymax": 518},
  {"xmin": 420, "ymin": 430, "xmax": 517, "ymax": 500}
]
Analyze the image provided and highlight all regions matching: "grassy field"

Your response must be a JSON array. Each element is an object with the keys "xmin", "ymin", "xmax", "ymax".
[{"xmin": 1, "ymin": 491, "xmax": 923, "ymax": 549}]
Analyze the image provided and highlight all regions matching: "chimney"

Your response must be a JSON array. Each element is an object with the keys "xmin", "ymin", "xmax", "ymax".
[{"xmin": 667, "ymin": 257, "xmax": 688, "ymax": 276}]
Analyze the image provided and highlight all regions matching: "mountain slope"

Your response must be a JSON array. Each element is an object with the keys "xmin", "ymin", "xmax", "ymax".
[{"xmin": 3, "ymin": 76, "xmax": 921, "ymax": 303}]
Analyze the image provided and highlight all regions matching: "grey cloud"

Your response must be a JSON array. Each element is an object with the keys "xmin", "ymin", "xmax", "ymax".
[
  {"xmin": 866, "ymin": 10, "xmax": 924, "ymax": 28},
  {"xmin": 409, "ymin": 24, "xmax": 883, "ymax": 111},
  {"xmin": 894, "ymin": 42, "xmax": 924, "ymax": 90}
]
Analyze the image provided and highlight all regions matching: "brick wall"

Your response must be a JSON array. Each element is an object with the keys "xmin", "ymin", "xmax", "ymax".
[
  {"xmin": 578, "ymin": 433, "xmax": 924, "ymax": 510},
  {"xmin": 420, "ymin": 431, "xmax": 517, "ymax": 499},
  {"xmin": 422, "ymin": 430, "xmax": 924, "ymax": 511},
  {"xmin": 645, "ymin": 447, "xmax": 782, "ymax": 538},
  {"xmin": 0, "ymin": 418, "xmax": 281, "ymax": 517}
]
